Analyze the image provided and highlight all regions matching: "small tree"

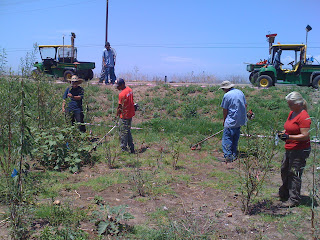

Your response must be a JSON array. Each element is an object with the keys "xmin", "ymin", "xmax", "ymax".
[{"xmin": 237, "ymin": 125, "xmax": 278, "ymax": 214}]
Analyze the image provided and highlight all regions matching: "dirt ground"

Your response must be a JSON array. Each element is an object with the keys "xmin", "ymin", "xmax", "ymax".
[{"xmin": 0, "ymin": 80, "xmax": 317, "ymax": 239}]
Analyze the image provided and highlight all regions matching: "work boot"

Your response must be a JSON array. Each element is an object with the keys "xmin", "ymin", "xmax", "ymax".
[
  {"xmin": 121, "ymin": 147, "xmax": 128, "ymax": 152},
  {"xmin": 216, "ymin": 157, "xmax": 226, "ymax": 162},
  {"xmin": 271, "ymin": 193, "xmax": 288, "ymax": 202},
  {"xmin": 281, "ymin": 200, "xmax": 299, "ymax": 208}
]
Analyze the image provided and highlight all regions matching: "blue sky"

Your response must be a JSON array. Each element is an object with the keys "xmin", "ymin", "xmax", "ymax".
[{"xmin": 1, "ymin": 0, "xmax": 320, "ymax": 80}]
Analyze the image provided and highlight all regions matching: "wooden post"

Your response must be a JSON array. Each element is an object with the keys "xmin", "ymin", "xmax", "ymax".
[{"xmin": 105, "ymin": 0, "xmax": 109, "ymax": 43}]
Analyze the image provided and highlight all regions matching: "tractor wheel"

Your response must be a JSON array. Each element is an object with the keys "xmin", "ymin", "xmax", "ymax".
[
  {"xmin": 85, "ymin": 69, "xmax": 93, "ymax": 81},
  {"xmin": 249, "ymin": 72, "xmax": 259, "ymax": 85},
  {"xmin": 312, "ymin": 75, "xmax": 320, "ymax": 89},
  {"xmin": 257, "ymin": 75, "xmax": 273, "ymax": 88},
  {"xmin": 64, "ymin": 70, "xmax": 74, "ymax": 82}
]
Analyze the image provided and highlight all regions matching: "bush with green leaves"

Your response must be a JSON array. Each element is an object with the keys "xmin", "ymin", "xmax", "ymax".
[
  {"xmin": 39, "ymin": 226, "xmax": 89, "ymax": 240},
  {"xmin": 31, "ymin": 126, "xmax": 93, "ymax": 173},
  {"xmin": 93, "ymin": 203, "xmax": 134, "ymax": 236}
]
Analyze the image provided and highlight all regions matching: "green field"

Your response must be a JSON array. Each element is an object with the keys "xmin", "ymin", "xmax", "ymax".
[{"xmin": 0, "ymin": 74, "xmax": 319, "ymax": 240}]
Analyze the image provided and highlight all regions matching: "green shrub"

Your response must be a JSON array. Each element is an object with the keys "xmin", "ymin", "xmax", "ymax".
[
  {"xmin": 31, "ymin": 126, "xmax": 94, "ymax": 173},
  {"xmin": 39, "ymin": 226, "xmax": 88, "ymax": 240},
  {"xmin": 93, "ymin": 204, "xmax": 134, "ymax": 236}
]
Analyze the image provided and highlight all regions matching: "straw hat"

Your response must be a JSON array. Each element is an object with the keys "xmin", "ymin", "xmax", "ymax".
[
  {"xmin": 220, "ymin": 81, "xmax": 235, "ymax": 89},
  {"xmin": 69, "ymin": 75, "xmax": 83, "ymax": 83}
]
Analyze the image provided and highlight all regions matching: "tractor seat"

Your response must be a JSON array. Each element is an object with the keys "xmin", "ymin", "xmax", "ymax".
[
  {"xmin": 283, "ymin": 62, "xmax": 301, "ymax": 74},
  {"xmin": 43, "ymin": 58, "xmax": 56, "ymax": 67}
]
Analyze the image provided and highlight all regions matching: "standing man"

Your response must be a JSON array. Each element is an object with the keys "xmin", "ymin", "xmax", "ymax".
[
  {"xmin": 62, "ymin": 75, "xmax": 86, "ymax": 132},
  {"xmin": 116, "ymin": 78, "xmax": 135, "ymax": 153},
  {"xmin": 220, "ymin": 81, "xmax": 247, "ymax": 162},
  {"xmin": 99, "ymin": 42, "xmax": 116, "ymax": 85}
]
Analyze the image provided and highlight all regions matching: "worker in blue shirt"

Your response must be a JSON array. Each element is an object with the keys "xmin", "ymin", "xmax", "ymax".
[
  {"xmin": 62, "ymin": 75, "xmax": 86, "ymax": 132},
  {"xmin": 220, "ymin": 81, "xmax": 247, "ymax": 162}
]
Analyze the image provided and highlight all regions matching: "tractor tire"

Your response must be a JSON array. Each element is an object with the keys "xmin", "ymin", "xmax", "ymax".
[
  {"xmin": 312, "ymin": 75, "xmax": 320, "ymax": 89},
  {"xmin": 85, "ymin": 69, "xmax": 93, "ymax": 81},
  {"xmin": 64, "ymin": 70, "xmax": 74, "ymax": 82},
  {"xmin": 257, "ymin": 75, "xmax": 273, "ymax": 88},
  {"xmin": 249, "ymin": 72, "xmax": 259, "ymax": 85}
]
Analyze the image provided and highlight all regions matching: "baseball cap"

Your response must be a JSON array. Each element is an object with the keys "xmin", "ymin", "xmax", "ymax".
[{"xmin": 116, "ymin": 78, "xmax": 125, "ymax": 86}]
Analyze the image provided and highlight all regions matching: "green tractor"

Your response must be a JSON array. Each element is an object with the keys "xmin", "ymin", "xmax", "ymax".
[
  {"xmin": 33, "ymin": 33, "xmax": 95, "ymax": 81},
  {"xmin": 248, "ymin": 44, "xmax": 320, "ymax": 88}
]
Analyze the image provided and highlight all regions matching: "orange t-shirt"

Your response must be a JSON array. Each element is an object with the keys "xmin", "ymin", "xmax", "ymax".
[{"xmin": 118, "ymin": 86, "xmax": 135, "ymax": 119}]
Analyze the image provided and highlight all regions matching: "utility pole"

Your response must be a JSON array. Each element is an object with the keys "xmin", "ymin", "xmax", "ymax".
[
  {"xmin": 100, "ymin": 0, "xmax": 109, "ymax": 83},
  {"xmin": 105, "ymin": 0, "xmax": 109, "ymax": 43}
]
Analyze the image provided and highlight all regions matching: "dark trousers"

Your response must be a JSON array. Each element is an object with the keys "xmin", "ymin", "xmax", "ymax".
[
  {"xmin": 279, "ymin": 148, "xmax": 310, "ymax": 203},
  {"xmin": 119, "ymin": 118, "xmax": 134, "ymax": 152},
  {"xmin": 67, "ymin": 110, "xmax": 86, "ymax": 133}
]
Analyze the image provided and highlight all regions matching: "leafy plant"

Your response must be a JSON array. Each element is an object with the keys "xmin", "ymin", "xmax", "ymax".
[
  {"xmin": 93, "ymin": 203, "xmax": 134, "ymax": 236},
  {"xmin": 34, "ymin": 202, "xmax": 87, "ymax": 227},
  {"xmin": 38, "ymin": 225, "xmax": 88, "ymax": 240},
  {"xmin": 31, "ymin": 126, "xmax": 93, "ymax": 173}
]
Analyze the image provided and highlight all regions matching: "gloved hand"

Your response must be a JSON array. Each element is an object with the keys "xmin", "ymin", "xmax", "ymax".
[
  {"xmin": 134, "ymin": 103, "xmax": 139, "ymax": 111},
  {"xmin": 247, "ymin": 109, "xmax": 255, "ymax": 120},
  {"xmin": 277, "ymin": 131, "xmax": 289, "ymax": 141}
]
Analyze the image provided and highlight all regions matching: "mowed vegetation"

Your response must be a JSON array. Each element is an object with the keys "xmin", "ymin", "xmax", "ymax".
[{"xmin": 0, "ymin": 73, "xmax": 320, "ymax": 239}]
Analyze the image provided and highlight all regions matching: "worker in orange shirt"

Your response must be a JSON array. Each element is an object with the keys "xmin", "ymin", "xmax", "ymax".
[{"xmin": 116, "ymin": 78, "xmax": 135, "ymax": 153}]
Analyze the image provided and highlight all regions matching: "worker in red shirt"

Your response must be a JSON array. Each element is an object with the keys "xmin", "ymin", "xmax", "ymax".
[
  {"xmin": 116, "ymin": 78, "xmax": 135, "ymax": 153},
  {"xmin": 277, "ymin": 91, "xmax": 311, "ymax": 207}
]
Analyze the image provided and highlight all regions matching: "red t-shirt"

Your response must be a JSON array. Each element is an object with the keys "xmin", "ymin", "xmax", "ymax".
[
  {"xmin": 118, "ymin": 86, "xmax": 135, "ymax": 119},
  {"xmin": 284, "ymin": 110, "xmax": 311, "ymax": 150}
]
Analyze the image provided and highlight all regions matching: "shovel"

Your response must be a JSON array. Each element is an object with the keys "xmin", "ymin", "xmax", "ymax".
[{"xmin": 191, "ymin": 129, "xmax": 224, "ymax": 150}]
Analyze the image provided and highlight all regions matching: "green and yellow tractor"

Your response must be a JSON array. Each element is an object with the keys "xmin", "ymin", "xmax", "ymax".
[
  {"xmin": 33, "ymin": 33, "xmax": 95, "ymax": 81},
  {"xmin": 247, "ymin": 32, "xmax": 320, "ymax": 88}
]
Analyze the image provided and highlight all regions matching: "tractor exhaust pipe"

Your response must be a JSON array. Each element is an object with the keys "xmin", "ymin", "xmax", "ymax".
[{"xmin": 71, "ymin": 32, "xmax": 76, "ymax": 62}]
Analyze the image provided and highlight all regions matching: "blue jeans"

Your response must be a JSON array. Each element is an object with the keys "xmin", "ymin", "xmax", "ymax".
[
  {"xmin": 222, "ymin": 127, "xmax": 240, "ymax": 161},
  {"xmin": 104, "ymin": 66, "xmax": 116, "ymax": 84}
]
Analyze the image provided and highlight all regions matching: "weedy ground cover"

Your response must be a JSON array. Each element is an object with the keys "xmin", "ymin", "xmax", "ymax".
[{"xmin": 0, "ymin": 70, "xmax": 319, "ymax": 239}]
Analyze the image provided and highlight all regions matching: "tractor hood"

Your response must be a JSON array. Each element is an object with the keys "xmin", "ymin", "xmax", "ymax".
[{"xmin": 260, "ymin": 65, "xmax": 275, "ymax": 73}]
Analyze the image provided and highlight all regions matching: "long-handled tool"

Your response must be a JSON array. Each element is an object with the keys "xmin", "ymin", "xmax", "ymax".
[
  {"xmin": 91, "ymin": 122, "xmax": 118, "ymax": 151},
  {"xmin": 190, "ymin": 129, "xmax": 224, "ymax": 150}
]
